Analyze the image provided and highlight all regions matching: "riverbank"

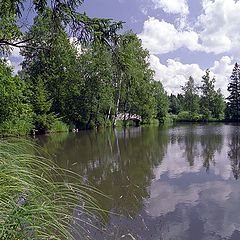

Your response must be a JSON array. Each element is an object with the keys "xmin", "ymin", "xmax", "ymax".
[
  {"xmin": 0, "ymin": 139, "xmax": 104, "ymax": 239},
  {"xmin": 0, "ymin": 118, "xmax": 230, "ymax": 137}
]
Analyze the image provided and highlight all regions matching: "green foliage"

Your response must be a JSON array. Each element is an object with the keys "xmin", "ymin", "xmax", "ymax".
[
  {"xmin": 182, "ymin": 76, "xmax": 199, "ymax": 114},
  {"xmin": 152, "ymin": 81, "xmax": 169, "ymax": 122},
  {"xmin": 0, "ymin": 2, "xmax": 172, "ymax": 133},
  {"xmin": 75, "ymin": 42, "xmax": 114, "ymax": 128},
  {"xmin": 169, "ymin": 94, "xmax": 182, "ymax": 114},
  {"xmin": 34, "ymin": 113, "xmax": 57, "ymax": 133},
  {"xmin": 201, "ymin": 107, "xmax": 212, "ymax": 121},
  {"xmin": 200, "ymin": 69, "xmax": 226, "ymax": 120},
  {"xmin": 171, "ymin": 71, "xmax": 226, "ymax": 122},
  {"xmin": 160, "ymin": 114, "xmax": 174, "ymax": 125},
  {"xmin": 0, "ymin": 107, "xmax": 34, "ymax": 136},
  {"xmin": 227, "ymin": 63, "xmax": 240, "ymax": 121},
  {"xmin": 29, "ymin": 76, "xmax": 58, "ymax": 133},
  {"xmin": 49, "ymin": 120, "xmax": 69, "ymax": 133},
  {"xmin": 177, "ymin": 111, "xmax": 202, "ymax": 122},
  {"xmin": 114, "ymin": 33, "xmax": 156, "ymax": 123},
  {"xmin": 0, "ymin": 0, "xmax": 123, "ymax": 54},
  {"xmin": 0, "ymin": 15, "xmax": 22, "ymax": 54},
  {"xmin": 212, "ymin": 89, "xmax": 226, "ymax": 120},
  {"xmin": 0, "ymin": 140, "xmax": 105, "ymax": 239},
  {"xmin": 0, "ymin": 59, "xmax": 34, "ymax": 135}
]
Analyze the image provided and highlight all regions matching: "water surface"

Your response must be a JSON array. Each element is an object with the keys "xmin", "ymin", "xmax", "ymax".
[{"xmin": 36, "ymin": 124, "xmax": 240, "ymax": 240}]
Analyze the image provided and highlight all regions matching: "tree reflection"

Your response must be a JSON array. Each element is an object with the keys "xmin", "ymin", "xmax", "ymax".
[
  {"xmin": 183, "ymin": 127, "xmax": 198, "ymax": 167},
  {"xmin": 35, "ymin": 132, "xmax": 69, "ymax": 157},
  {"xmin": 175, "ymin": 124, "xmax": 223, "ymax": 171},
  {"xmin": 200, "ymin": 126, "xmax": 223, "ymax": 171},
  {"xmin": 39, "ymin": 126, "xmax": 169, "ymax": 219},
  {"xmin": 228, "ymin": 127, "xmax": 240, "ymax": 179}
]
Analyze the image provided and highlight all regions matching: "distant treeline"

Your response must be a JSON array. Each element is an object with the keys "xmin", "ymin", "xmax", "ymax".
[
  {"xmin": 1, "ymin": 10, "xmax": 240, "ymax": 135},
  {"xmin": 169, "ymin": 64, "xmax": 240, "ymax": 122},
  {"xmin": 168, "ymin": 70, "xmax": 225, "ymax": 122}
]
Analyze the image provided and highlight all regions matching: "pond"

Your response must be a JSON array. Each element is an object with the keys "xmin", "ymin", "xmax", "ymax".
[{"xmin": 36, "ymin": 123, "xmax": 240, "ymax": 240}]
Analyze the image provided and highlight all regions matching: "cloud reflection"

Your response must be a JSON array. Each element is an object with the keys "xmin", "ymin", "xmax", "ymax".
[{"xmin": 146, "ymin": 180, "xmax": 240, "ymax": 239}]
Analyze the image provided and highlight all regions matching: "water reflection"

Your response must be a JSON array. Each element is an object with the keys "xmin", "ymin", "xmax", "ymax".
[
  {"xmin": 37, "ymin": 127, "xmax": 169, "ymax": 218},
  {"xmin": 228, "ymin": 126, "xmax": 240, "ymax": 180},
  {"xmin": 36, "ymin": 124, "xmax": 240, "ymax": 240}
]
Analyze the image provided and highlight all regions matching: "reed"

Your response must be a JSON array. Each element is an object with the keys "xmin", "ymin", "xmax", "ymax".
[{"xmin": 0, "ymin": 139, "xmax": 105, "ymax": 239}]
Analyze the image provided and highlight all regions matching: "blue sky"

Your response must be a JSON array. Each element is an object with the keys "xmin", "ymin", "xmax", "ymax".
[{"xmin": 10, "ymin": 0, "xmax": 240, "ymax": 96}]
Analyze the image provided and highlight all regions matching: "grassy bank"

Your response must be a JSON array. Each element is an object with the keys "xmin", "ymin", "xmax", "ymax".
[{"xmin": 0, "ymin": 139, "xmax": 104, "ymax": 239}]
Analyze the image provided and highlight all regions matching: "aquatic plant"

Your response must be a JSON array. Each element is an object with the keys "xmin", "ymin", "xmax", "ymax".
[{"xmin": 0, "ymin": 139, "xmax": 104, "ymax": 239}]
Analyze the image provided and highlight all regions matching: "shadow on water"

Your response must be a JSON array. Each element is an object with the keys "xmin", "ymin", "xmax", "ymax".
[
  {"xmin": 37, "ymin": 127, "xmax": 169, "ymax": 217},
  {"xmin": 35, "ymin": 124, "xmax": 240, "ymax": 240},
  {"xmin": 228, "ymin": 125, "xmax": 240, "ymax": 180}
]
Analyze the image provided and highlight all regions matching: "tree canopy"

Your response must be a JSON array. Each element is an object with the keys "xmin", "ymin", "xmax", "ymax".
[
  {"xmin": 227, "ymin": 63, "xmax": 240, "ymax": 121},
  {"xmin": 0, "ymin": 0, "xmax": 123, "ymax": 54},
  {"xmin": 1, "ymin": 0, "xmax": 240, "ymax": 135}
]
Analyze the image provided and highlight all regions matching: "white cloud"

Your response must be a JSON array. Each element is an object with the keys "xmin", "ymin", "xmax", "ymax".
[
  {"xmin": 140, "ymin": 0, "xmax": 240, "ymax": 55},
  {"xmin": 146, "ymin": 181, "xmax": 199, "ymax": 217},
  {"xmin": 149, "ymin": 54, "xmax": 234, "ymax": 96},
  {"xmin": 149, "ymin": 54, "xmax": 204, "ymax": 94},
  {"xmin": 145, "ymin": 180, "xmax": 240, "ymax": 238},
  {"xmin": 7, "ymin": 47, "xmax": 24, "ymax": 74},
  {"xmin": 210, "ymin": 56, "xmax": 234, "ymax": 96},
  {"xmin": 130, "ymin": 16, "xmax": 138, "ymax": 24},
  {"xmin": 152, "ymin": 124, "xmax": 233, "ymax": 180},
  {"xmin": 146, "ymin": 181, "xmax": 231, "ymax": 217},
  {"xmin": 197, "ymin": 0, "xmax": 240, "ymax": 54},
  {"xmin": 152, "ymin": 0, "xmax": 189, "ymax": 15},
  {"xmin": 139, "ymin": 17, "xmax": 201, "ymax": 54}
]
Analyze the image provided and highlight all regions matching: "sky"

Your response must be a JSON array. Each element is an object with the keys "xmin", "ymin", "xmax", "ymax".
[{"xmin": 9, "ymin": 0, "xmax": 240, "ymax": 96}]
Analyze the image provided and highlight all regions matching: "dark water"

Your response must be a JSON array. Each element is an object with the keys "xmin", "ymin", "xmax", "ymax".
[{"xmin": 36, "ymin": 124, "xmax": 240, "ymax": 240}]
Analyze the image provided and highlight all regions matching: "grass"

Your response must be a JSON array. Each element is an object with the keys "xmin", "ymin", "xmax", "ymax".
[
  {"xmin": 0, "ymin": 139, "xmax": 106, "ymax": 239},
  {"xmin": 49, "ymin": 120, "xmax": 69, "ymax": 133}
]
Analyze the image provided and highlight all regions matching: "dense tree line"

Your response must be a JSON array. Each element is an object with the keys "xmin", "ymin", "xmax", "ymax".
[
  {"xmin": 1, "ymin": 0, "xmax": 240, "ymax": 135},
  {"xmin": 169, "ymin": 70, "xmax": 226, "ymax": 122},
  {"xmin": 168, "ymin": 64, "xmax": 240, "ymax": 122},
  {"xmin": 0, "ymin": 4, "xmax": 169, "ymax": 134}
]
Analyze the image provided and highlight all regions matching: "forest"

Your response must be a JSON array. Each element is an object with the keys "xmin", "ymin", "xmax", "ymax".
[
  {"xmin": 0, "ymin": 0, "xmax": 240, "ymax": 136},
  {"xmin": 2, "ymin": 1, "xmax": 240, "ymax": 240}
]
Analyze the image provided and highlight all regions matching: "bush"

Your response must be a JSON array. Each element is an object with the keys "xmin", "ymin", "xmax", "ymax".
[
  {"xmin": 49, "ymin": 119, "xmax": 69, "ymax": 133},
  {"xmin": 177, "ymin": 111, "xmax": 192, "ymax": 121},
  {"xmin": 177, "ymin": 111, "xmax": 202, "ymax": 122},
  {"xmin": 162, "ymin": 114, "xmax": 174, "ymax": 124},
  {"xmin": 145, "ymin": 119, "xmax": 159, "ymax": 125},
  {"xmin": 0, "ymin": 107, "xmax": 34, "ymax": 136},
  {"xmin": 34, "ymin": 113, "xmax": 57, "ymax": 134},
  {"xmin": 201, "ymin": 108, "xmax": 212, "ymax": 121}
]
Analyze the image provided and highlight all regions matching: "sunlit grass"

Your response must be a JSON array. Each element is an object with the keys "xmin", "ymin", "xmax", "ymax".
[{"xmin": 0, "ymin": 139, "xmax": 106, "ymax": 239}]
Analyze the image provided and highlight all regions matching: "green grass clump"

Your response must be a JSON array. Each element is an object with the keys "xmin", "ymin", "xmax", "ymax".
[
  {"xmin": 49, "ymin": 120, "xmax": 69, "ymax": 133},
  {"xmin": 0, "ymin": 140, "xmax": 104, "ymax": 239}
]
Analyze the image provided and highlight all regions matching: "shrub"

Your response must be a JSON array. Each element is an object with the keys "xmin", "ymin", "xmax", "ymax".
[
  {"xmin": 49, "ymin": 119, "xmax": 69, "ymax": 133},
  {"xmin": 34, "ymin": 113, "xmax": 57, "ymax": 134},
  {"xmin": 0, "ymin": 106, "xmax": 34, "ymax": 136},
  {"xmin": 177, "ymin": 111, "xmax": 202, "ymax": 122},
  {"xmin": 201, "ymin": 108, "xmax": 212, "ymax": 121},
  {"xmin": 177, "ymin": 111, "xmax": 192, "ymax": 121}
]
